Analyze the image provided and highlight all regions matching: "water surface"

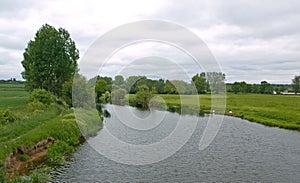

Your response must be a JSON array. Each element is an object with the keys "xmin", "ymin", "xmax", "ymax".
[{"xmin": 50, "ymin": 105, "xmax": 300, "ymax": 182}]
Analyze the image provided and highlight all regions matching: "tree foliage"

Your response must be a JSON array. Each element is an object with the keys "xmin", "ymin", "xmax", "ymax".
[
  {"xmin": 260, "ymin": 81, "xmax": 273, "ymax": 94},
  {"xmin": 135, "ymin": 84, "xmax": 153, "ymax": 109},
  {"xmin": 95, "ymin": 79, "xmax": 108, "ymax": 103},
  {"xmin": 21, "ymin": 24, "xmax": 79, "ymax": 96},
  {"xmin": 206, "ymin": 72, "xmax": 226, "ymax": 94},
  {"xmin": 192, "ymin": 72, "xmax": 208, "ymax": 94},
  {"xmin": 111, "ymin": 88, "xmax": 127, "ymax": 105},
  {"xmin": 72, "ymin": 75, "xmax": 94, "ymax": 108},
  {"xmin": 292, "ymin": 75, "xmax": 300, "ymax": 94}
]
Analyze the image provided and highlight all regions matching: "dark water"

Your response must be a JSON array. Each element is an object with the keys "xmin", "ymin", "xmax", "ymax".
[{"xmin": 50, "ymin": 105, "xmax": 300, "ymax": 182}]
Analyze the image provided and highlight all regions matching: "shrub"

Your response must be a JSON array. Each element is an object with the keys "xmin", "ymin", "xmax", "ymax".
[
  {"xmin": 0, "ymin": 109, "xmax": 18, "ymax": 124},
  {"xmin": 29, "ymin": 89, "xmax": 55, "ymax": 106},
  {"xmin": 26, "ymin": 100, "xmax": 47, "ymax": 114}
]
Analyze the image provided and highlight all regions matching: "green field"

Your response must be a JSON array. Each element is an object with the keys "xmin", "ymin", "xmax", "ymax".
[
  {"xmin": 157, "ymin": 94, "xmax": 300, "ymax": 131},
  {"xmin": 0, "ymin": 83, "xmax": 29, "ymax": 109}
]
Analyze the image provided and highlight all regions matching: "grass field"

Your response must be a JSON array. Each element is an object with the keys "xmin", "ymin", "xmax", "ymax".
[
  {"xmin": 0, "ymin": 83, "xmax": 29, "ymax": 109},
  {"xmin": 157, "ymin": 94, "xmax": 300, "ymax": 131}
]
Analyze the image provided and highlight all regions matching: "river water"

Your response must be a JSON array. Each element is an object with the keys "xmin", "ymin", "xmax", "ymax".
[{"xmin": 50, "ymin": 105, "xmax": 300, "ymax": 182}]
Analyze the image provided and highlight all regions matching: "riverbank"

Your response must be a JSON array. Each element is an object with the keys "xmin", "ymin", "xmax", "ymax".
[
  {"xmin": 0, "ymin": 84, "xmax": 103, "ymax": 182},
  {"xmin": 0, "ymin": 104, "xmax": 103, "ymax": 182},
  {"xmin": 128, "ymin": 94, "xmax": 300, "ymax": 131}
]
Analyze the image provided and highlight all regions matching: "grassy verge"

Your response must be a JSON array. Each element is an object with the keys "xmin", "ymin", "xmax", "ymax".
[
  {"xmin": 129, "ymin": 93, "xmax": 300, "ymax": 131},
  {"xmin": 0, "ymin": 104, "xmax": 103, "ymax": 182},
  {"xmin": 0, "ymin": 84, "xmax": 103, "ymax": 182}
]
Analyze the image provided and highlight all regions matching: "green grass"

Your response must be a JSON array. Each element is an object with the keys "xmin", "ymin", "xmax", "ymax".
[
  {"xmin": 0, "ymin": 83, "xmax": 103, "ymax": 182},
  {"xmin": 0, "ymin": 83, "xmax": 25, "ymax": 91},
  {"xmin": 0, "ymin": 83, "xmax": 29, "ymax": 109},
  {"xmin": 226, "ymin": 94, "xmax": 300, "ymax": 130},
  {"xmin": 129, "ymin": 93, "xmax": 300, "ymax": 131}
]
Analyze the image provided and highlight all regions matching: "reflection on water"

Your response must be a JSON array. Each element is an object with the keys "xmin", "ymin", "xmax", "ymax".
[{"xmin": 50, "ymin": 105, "xmax": 300, "ymax": 182}]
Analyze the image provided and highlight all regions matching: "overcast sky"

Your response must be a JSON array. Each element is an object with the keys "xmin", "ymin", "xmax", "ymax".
[{"xmin": 0, "ymin": 0, "xmax": 299, "ymax": 84}]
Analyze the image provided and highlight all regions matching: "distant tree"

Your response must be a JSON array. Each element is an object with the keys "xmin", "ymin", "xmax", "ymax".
[
  {"xmin": 232, "ymin": 81, "xmax": 248, "ymax": 94},
  {"xmin": 154, "ymin": 79, "xmax": 165, "ymax": 94},
  {"xmin": 125, "ymin": 76, "xmax": 145, "ymax": 94},
  {"xmin": 251, "ymin": 84, "xmax": 261, "ymax": 93},
  {"xmin": 192, "ymin": 73, "xmax": 208, "ymax": 94},
  {"xmin": 114, "ymin": 75, "xmax": 125, "ymax": 87},
  {"xmin": 164, "ymin": 80, "xmax": 178, "ymax": 94},
  {"xmin": 97, "ymin": 76, "xmax": 112, "ymax": 92},
  {"xmin": 260, "ymin": 81, "xmax": 273, "ymax": 94},
  {"xmin": 232, "ymin": 82, "xmax": 241, "ymax": 94},
  {"xmin": 111, "ymin": 88, "xmax": 127, "ymax": 105},
  {"xmin": 206, "ymin": 72, "xmax": 226, "ymax": 94},
  {"xmin": 95, "ymin": 79, "xmax": 108, "ymax": 103},
  {"xmin": 21, "ymin": 24, "xmax": 79, "ymax": 96},
  {"xmin": 292, "ymin": 75, "xmax": 300, "ymax": 94},
  {"xmin": 172, "ymin": 80, "xmax": 187, "ymax": 94},
  {"xmin": 72, "ymin": 75, "xmax": 94, "ymax": 108},
  {"xmin": 135, "ymin": 84, "xmax": 153, "ymax": 109}
]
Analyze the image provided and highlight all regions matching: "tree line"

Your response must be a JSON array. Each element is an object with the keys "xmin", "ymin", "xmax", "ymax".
[{"xmin": 20, "ymin": 23, "xmax": 300, "ymax": 110}]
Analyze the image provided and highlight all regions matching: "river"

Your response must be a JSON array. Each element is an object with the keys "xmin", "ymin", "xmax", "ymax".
[{"xmin": 50, "ymin": 105, "xmax": 300, "ymax": 182}]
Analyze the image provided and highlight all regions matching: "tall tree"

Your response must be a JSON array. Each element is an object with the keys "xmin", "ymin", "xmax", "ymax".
[
  {"xmin": 292, "ymin": 75, "xmax": 300, "ymax": 94},
  {"xmin": 21, "ymin": 24, "xmax": 79, "ymax": 96},
  {"xmin": 206, "ymin": 72, "xmax": 226, "ymax": 94},
  {"xmin": 192, "ymin": 73, "xmax": 208, "ymax": 94}
]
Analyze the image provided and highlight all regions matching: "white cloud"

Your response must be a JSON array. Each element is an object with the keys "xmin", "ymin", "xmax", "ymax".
[{"xmin": 0, "ymin": 0, "xmax": 299, "ymax": 83}]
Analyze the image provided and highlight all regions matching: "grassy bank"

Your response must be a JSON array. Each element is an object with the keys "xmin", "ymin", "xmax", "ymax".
[
  {"xmin": 0, "ymin": 84, "xmax": 103, "ymax": 182},
  {"xmin": 129, "ymin": 93, "xmax": 300, "ymax": 131}
]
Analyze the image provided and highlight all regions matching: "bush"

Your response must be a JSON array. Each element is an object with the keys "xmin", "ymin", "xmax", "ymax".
[
  {"xmin": 0, "ymin": 109, "xmax": 18, "ymax": 124},
  {"xmin": 26, "ymin": 101, "xmax": 47, "ymax": 114},
  {"xmin": 29, "ymin": 89, "xmax": 55, "ymax": 106}
]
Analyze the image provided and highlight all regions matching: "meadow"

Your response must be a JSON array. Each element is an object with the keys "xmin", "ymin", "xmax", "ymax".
[
  {"xmin": 158, "ymin": 94, "xmax": 300, "ymax": 131},
  {"xmin": 0, "ymin": 83, "xmax": 28, "ymax": 109}
]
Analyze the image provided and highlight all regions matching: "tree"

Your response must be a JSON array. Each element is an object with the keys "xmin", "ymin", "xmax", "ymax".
[
  {"xmin": 95, "ymin": 79, "xmax": 108, "ymax": 103},
  {"xmin": 292, "ymin": 75, "xmax": 300, "ymax": 94},
  {"xmin": 192, "ymin": 73, "xmax": 208, "ymax": 94},
  {"xmin": 171, "ymin": 80, "xmax": 187, "ymax": 94},
  {"xmin": 232, "ymin": 81, "xmax": 247, "ymax": 94},
  {"xmin": 164, "ymin": 80, "xmax": 177, "ymax": 94},
  {"xmin": 260, "ymin": 81, "xmax": 273, "ymax": 94},
  {"xmin": 125, "ymin": 76, "xmax": 145, "ymax": 94},
  {"xmin": 114, "ymin": 75, "xmax": 125, "ymax": 87},
  {"xmin": 111, "ymin": 88, "xmax": 127, "ymax": 105},
  {"xmin": 206, "ymin": 72, "xmax": 226, "ymax": 94},
  {"xmin": 72, "ymin": 75, "xmax": 94, "ymax": 108},
  {"xmin": 135, "ymin": 84, "xmax": 153, "ymax": 109},
  {"xmin": 21, "ymin": 24, "xmax": 79, "ymax": 96}
]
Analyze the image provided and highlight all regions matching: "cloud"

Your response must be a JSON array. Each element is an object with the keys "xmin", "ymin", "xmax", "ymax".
[{"xmin": 0, "ymin": 0, "xmax": 299, "ymax": 83}]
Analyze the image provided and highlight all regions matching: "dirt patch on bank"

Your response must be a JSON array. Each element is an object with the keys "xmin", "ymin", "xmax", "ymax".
[{"xmin": 5, "ymin": 137, "xmax": 55, "ymax": 179}]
